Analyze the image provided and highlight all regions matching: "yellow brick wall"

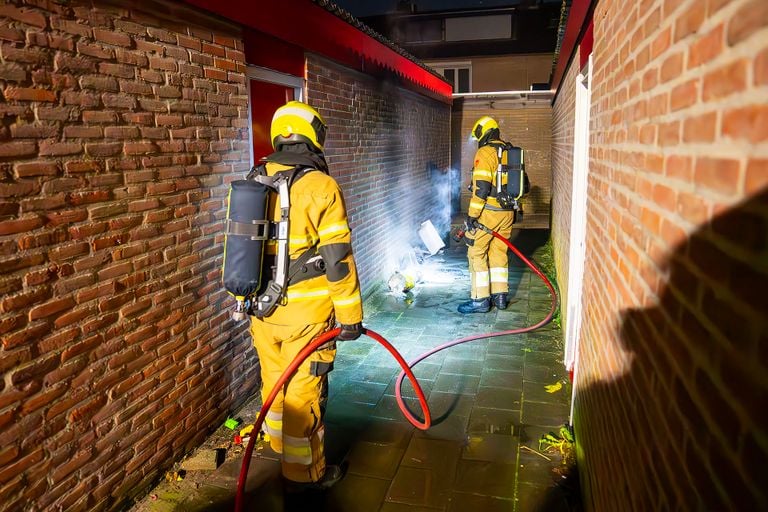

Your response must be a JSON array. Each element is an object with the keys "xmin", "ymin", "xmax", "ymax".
[{"xmin": 452, "ymin": 100, "xmax": 552, "ymax": 228}]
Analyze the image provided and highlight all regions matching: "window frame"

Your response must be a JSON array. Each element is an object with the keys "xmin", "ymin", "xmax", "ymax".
[{"xmin": 428, "ymin": 61, "xmax": 472, "ymax": 94}]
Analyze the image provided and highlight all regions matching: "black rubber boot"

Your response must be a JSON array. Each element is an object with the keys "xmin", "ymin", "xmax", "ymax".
[
  {"xmin": 491, "ymin": 293, "xmax": 509, "ymax": 310},
  {"xmin": 457, "ymin": 297, "xmax": 491, "ymax": 314},
  {"xmin": 283, "ymin": 464, "xmax": 346, "ymax": 494}
]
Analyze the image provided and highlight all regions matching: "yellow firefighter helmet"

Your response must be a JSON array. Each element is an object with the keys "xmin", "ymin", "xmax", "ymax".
[
  {"xmin": 470, "ymin": 116, "xmax": 499, "ymax": 141},
  {"xmin": 271, "ymin": 101, "xmax": 327, "ymax": 152}
]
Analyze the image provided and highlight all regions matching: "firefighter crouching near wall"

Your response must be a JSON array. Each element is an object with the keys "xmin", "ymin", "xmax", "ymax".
[
  {"xmin": 458, "ymin": 116, "xmax": 524, "ymax": 314},
  {"xmin": 248, "ymin": 101, "xmax": 363, "ymax": 491}
]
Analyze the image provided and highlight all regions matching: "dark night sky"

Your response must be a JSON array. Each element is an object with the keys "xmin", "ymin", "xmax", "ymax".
[{"xmin": 332, "ymin": 0, "xmax": 560, "ymax": 17}]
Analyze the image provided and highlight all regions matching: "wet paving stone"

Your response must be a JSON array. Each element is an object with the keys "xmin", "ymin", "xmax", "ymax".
[
  {"xmin": 484, "ymin": 354, "xmax": 525, "ymax": 372},
  {"xmin": 453, "ymin": 459, "xmax": 517, "ymax": 499},
  {"xmin": 432, "ymin": 373, "xmax": 480, "ymax": 395},
  {"xmin": 426, "ymin": 391, "xmax": 476, "ymax": 418},
  {"xmin": 439, "ymin": 358, "xmax": 484, "ymax": 376},
  {"xmin": 373, "ymin": 394, "xmax": 425, "ymax": 422},
  {"xmin": 379, "ymin": 502, "xmax": 443, "ymax": 512},
  {"xmin": 487, "ymin": 340, "xmax": 528, "ymax": 357},
  {"xmin": 324, "ymin": 399, "xmax": 376, "ymax": 424},
  {"xmin": 462, "ymin": 433, "xmax": 520, "ymax": 464},
  {"xmin": 414, "ymin": 413, "xmax": 469, "ymax": 442},
  {"xmin": 356, "ymin": 418, "xmax": 414, "ymax": 449},
  {"xmin": 354, "ymin": 364, "xmax": 400, "ymax": 385},
  {"xmin": 521, "ymin": 401, "xmax": 570, "ymax": 428},
  {"xmin": 525, "ymin": 348, "xmax": 565, "ymax": 366},
  {"xmin": 401, "ymin": 436, "xmax": 462, "ymax": 474},
  {"xmin": 347, "ymin": 440, "xmax": 406, "ymax": 480},
  {"xmin": 475, "ymin": 386, "xmax": 522, "ymax": 411},
  {"xmin": 480, "ymin": 368, "xmax": 524, "ymax": 389},
  {"xmin": 326, "ymin": 473, "xmax": 391, "ymax": 511},
  {"xmin": 448, "ymin": 492, "xmax": 515, "ymax": 512},
  {"xmin": 341, "ymin": 340, "xmax": 377, "ymax": 356},
  {"xmin": 522, "ymin": 363, "xmax": 565, "ymax": 384},
  {"xmin": 386, "ymin": 466, "xmax": 453, "ymax": 509},
  {"xmin": 333, "ymin": 379, "xmax": 388, "ymax": 405},
  {"xmin": 468, "ymin": 406, "xmax": 520, "ymax": 436}
]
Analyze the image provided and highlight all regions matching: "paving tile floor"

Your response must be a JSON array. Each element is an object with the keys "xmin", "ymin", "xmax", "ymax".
[{"xmin": 133, "ymin": 229, "xmax": 576, "ymax": 512}]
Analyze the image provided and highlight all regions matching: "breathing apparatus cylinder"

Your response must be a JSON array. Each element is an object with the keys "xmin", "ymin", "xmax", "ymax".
[{"xmin": 223, "ymin": 180, "xmax": 269, "ymax": 321}]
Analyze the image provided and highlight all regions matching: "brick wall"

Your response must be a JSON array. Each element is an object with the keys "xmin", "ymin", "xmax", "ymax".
[
  {"xmin": 306, "ymin": 55, "xmax": 452, "ymax": 291},
  {"xmin": 550, "ymin": 54, "xmax": 579, "ymax": 318},
  {"xmin": 454, "ymin": 100, "xmax": 553, "ymax": 228},
  {"xmin": 423, "ymin": 53, "xmax": 554, "ymax": 92},
  {"xmin": 0, "ymin": 1, "xmax": 257, "ymax": 510},
  {"xmin": 552, "ymin": 0, "xmax": 768, "ymax": 509}
]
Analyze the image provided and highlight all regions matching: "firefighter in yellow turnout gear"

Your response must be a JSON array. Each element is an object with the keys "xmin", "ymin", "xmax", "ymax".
[
  {"xmin": 458, "ymin": 116, "xmax": 519, "ymax": 314},
  {"xmin": 249, "ymin": 101, "xmax": 363, "ymax": 491}
]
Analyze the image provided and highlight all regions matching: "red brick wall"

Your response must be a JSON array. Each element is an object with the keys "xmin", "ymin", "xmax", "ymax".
[
  {"xmin": 0, "ymin": 1, "xmax": 257, "ymax": 510},
  {"xmin": 552, "ymin": 0, "xmax": 768, "ymax": 509},
  {"xmin": 306, "ymin": 55, "xmax": 452, "ymax": 291}
]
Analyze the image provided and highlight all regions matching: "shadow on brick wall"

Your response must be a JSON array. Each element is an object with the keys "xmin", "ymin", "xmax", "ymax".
[{"xmin": 571, "ymin": 188, "xmax": 768, "ymax": 510}]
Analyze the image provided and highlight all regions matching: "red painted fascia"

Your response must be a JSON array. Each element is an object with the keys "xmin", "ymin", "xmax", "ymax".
[
  {"xmin": 243, "ymin": 29, "xmax": 305, "ymax": 77},
  {"xmin": 180, "ymin": 0, "xmax": 453, "ymax": 103},
  {"xmin": 550, "ymin": 0, "xmax": 595, "ymax": 100},
  {"xmin": 579, "ymin": 18, "xmax": 593, "ymax": 70}
]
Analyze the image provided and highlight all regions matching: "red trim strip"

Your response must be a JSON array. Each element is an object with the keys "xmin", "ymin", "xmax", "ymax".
[
  {"xmin": 181, "ymin": 0, "xmax": 453, "ymax": 102},
  {"xmin": 550, "ymin": 0, "xmax": 594, "ymax": 96},
  {"xmin": 579, "ymin": 18, "xmax": 593, "ymax": 70}
]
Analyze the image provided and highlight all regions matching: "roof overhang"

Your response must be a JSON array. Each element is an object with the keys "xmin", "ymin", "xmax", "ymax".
[
  {"xmin": 179, "ymin": 0, "xmax": 453, "ymax": 103},
  {"xmin": 550, "ymin": 0, "xmax": 596, "ymax": 103}
]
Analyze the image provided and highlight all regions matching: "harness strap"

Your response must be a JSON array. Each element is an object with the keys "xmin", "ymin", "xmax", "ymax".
[
  {"xmin": 287, "ymin": 245, "xmax": 326, "ymax": 286},
  {"xmin": 226, "ymin": 219, "xmax": 269, "ymax": 239}
]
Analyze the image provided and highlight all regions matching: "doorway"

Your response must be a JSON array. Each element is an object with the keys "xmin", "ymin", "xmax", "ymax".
[{"xmin": 247, "ymin": 66, "xmax": 304, "ymax": 164}]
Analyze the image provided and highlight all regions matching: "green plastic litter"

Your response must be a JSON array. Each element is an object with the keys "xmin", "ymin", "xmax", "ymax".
[{"xmin": 224, "ymin": 418, "xmax": 240, "ymax": 430}]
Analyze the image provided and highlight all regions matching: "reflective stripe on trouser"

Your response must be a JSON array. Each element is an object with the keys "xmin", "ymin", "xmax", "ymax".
[
  {"xmin": 263, "ymin": 410, "xmax": 282, "ymax": 442},
  {"xmin": 466, "ymin": 208, "xmax": 514, "ymax": 298},
  {"xmin": 249, "ymin": 318, "xmax": 336, "ymax": 483}
]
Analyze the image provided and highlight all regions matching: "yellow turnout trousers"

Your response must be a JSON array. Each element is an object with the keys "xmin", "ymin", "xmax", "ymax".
[
  {"xmin": 249, "ymin": 318, "xmax": 336, "ymax": 482},
  {"xmin": 466, "ymin": 208, "xmax": 514, "ymax": 299}
]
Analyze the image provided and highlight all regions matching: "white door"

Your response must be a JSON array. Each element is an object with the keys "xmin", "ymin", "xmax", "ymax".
[{"xmin": 565, "ymin": 55, "xmax": 592, "ymax": 421}]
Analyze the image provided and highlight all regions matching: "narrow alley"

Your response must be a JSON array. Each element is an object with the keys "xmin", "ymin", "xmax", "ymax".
[
  {"xmin": 131, "ymin": 230, "xmax": 575, "ymax": 511},
  {"xmin": 1, "ymin": 0, "xmax": 766, "ymax": 510}
]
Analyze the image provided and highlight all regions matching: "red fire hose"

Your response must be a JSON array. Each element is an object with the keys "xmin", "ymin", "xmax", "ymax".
[{"xmin": 234, "ymin": 225, "xmax": 557, "ymax": 511}]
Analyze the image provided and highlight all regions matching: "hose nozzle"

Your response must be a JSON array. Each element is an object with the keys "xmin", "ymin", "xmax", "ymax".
[{"xmin": 450, "ymin": 226, "xmax": 466, "ymax": 242}]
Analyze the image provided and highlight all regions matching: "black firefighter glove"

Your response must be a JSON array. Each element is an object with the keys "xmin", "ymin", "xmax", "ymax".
[
  {"xmin": 337, "ymin": 322, "xmax": 363, "ymax": 341},
  {"xmin": 464, "ymin": 215, "xmax": 479, "ymax": 234}
]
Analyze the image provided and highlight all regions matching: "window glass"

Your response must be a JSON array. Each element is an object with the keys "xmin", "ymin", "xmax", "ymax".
[
  {"xmin": 443, "ymin": 68, "xmax": 455, "ymax": 87},
  {"xmin": 457, "ymin": 68, "xmax": 470, "ymax": 93}
]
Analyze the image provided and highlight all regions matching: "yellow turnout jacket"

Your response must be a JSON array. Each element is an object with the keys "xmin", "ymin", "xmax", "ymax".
[{"xmin": 260, "ymin": 162, "xmax": 363, "ymax": 326}]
